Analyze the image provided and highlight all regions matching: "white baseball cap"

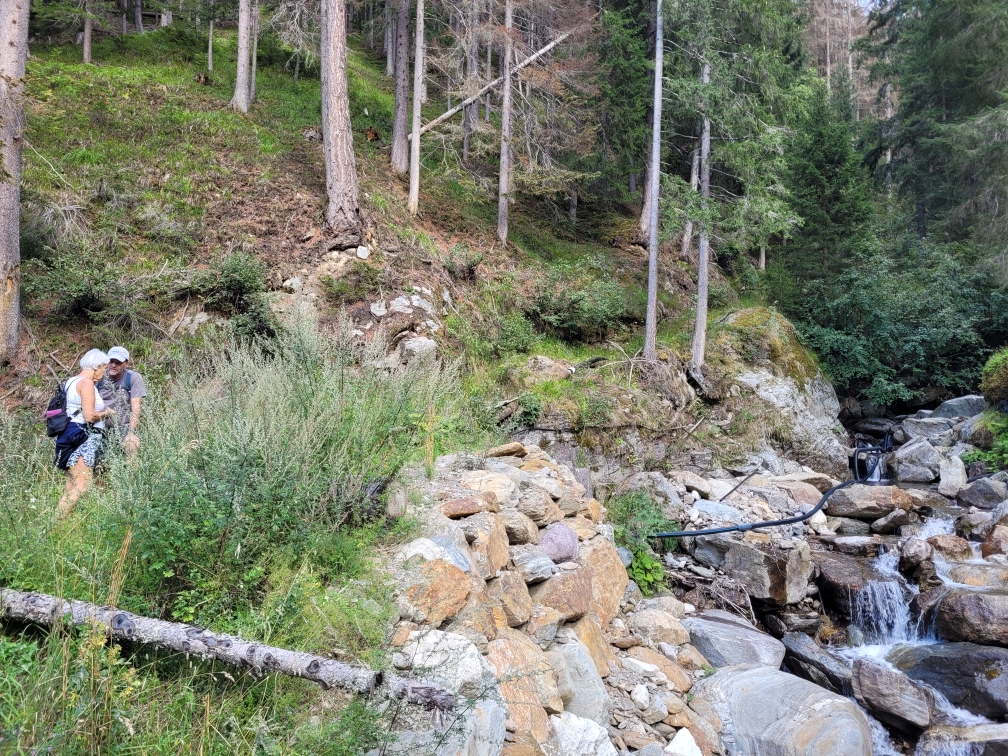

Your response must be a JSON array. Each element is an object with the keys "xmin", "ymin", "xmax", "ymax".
[{"xmin": 108, "ymin": 346, "xmax": 130, "ymax": 362}]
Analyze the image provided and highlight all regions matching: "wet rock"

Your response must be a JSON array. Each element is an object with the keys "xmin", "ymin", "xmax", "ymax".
[
  {"xmin": 398, "ymin": 559, "xmax": 472, "ymax": 626},
  {"xmin": 442, "ymin": 493, "xmax": 500, "ymax": 518},
  {"xmin": 982, "ymin": 525, "xmax": 1008, "ymax": 558},
  {"xmin": 576, "ymin": 536, "xmax": 629, "ymax": 626},
  {"xmin": 935, "ymin": 589, "xmax": 1008, "ymax": 647},
  {"xmin": 946, "ymin": 562, "xmax": 1008, "ymax": 588},
  {"xmin": 939, "ymin": 456, "xmax": 968, "ymax": 498},
  {"xmin": 627, "ymin": 608, "xmax": 690, "ymax": 648},
  {"xmin": 488, "ymin": 571, "xmax": 533, "ymax": 627},
  {"xmin": 899, "ymin": 537, "xmax": 933, "ymax": 572},
  {"xmin": 915, "ymin": 724, "xmax": 1008, "ymax": 756},
  {"xmin": 828, "ymin": 534, "xmax": 890, "ymax": 555},
  {"xmin": 958, "ymin": 478, "xmax": 1008, "ymax": 510},
  {"xmin": 889, "ymin": 642, "xmax": 1008, "ymax": 720},
  {"xmin": 813, "ymin": 550, "xmax": 889, "ymax": 618},
  {"xmin": 957, "ymin": 510, "xmax": 995, "ymax": 541},
  {"xmin": 509, "ymin": 544, "xmax": 557, "ymax": 584},
  {"xmin": 851, "ymin": 658, "xmax": 933, "ymax": 732},
  {"xmin": 550, "ymin": 712, "xmax": 617, "ymax": 756},
  {"xmin": 692, "ymin": 664, "xmax": 872, "ymax": 755},
  {"xmin": 499, "ymin": 509, "xmax": 540, "ymax": 545},
  {"xmin": 932, "ymin": 395, "xmax": 987, "ymax": 419},
  {"xmin": 547, "ymin": 638, "xmax": 611, "ymax": 724},
  {"xmin": 539, "ymin": 522, "xmax": 579, "ymax": 563},
  {"xmin": 824, "ymin": 484, "xmax": 912, "ymax": 519},
  {"xmin": 870, "ymin": 509, "xmax": 911, "ymax": 534},
  {"xmin": 486, "ymin": 629, "xmax": 559, "ymax": 740},
  {"xmin": 682, "ymin": 610, "xmax": 785, "ymax": 668},
  {"xmin": 781, "ymin": 632, "xmax": 852, "ymax": 695},
  {"xmin": 926, "ymin": 533, "xmax": 973, "ymax": 561},
  {"xmin": 399, "ymin": 629, "xmax": 499, "ymax": 697},
  {"xmin": 526, "ymin": 603, "xmax": 564, "ymax": 648},
  {"xmin": 892, "ymin": 437, "xmax": 942, "ymax": 482},
  {"xmin": 720, "ymin": 538, "xmax": 812, "ymax": 606},
  {"xmin": 528, "ymin": 566, "xmax": 592, "ymax": 621}
]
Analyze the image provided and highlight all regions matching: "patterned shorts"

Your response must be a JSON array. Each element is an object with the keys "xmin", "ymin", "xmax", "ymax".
[{"xmin": 67, "ymin": 431, "xmax": 103, "ymax": 470}]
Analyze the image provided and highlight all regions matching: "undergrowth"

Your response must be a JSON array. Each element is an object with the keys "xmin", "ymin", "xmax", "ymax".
[{"xmin": 605, "ymin": 490, "xmax": 680, "ymax": 596}]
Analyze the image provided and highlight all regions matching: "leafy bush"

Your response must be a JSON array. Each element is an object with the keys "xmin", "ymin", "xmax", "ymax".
[
  {"xmin": 525, "ymin": 263, "xmax": 624, "ymax": 342},
  {"xmin": 981, "ymin": 347, "xmax": 1008, "ymax": 405},
  {"xmin": 320, "ymin": 261, "xmax": 383, "ymax": 305},
  {"xmin": 446, "ymin": 310, "xmax": 536, "ymax": 361},
  {"xmin": 964, "ymin": 412, "xmax": 1008, "ymax": 471},
  {"xmin": 102, "ymin": 312, "xmax": 461, "ymax": 626},
  {"xmin": 190, "ymin": 252, "xmax": 277, "ymax": 339},
  {"xmin": 628, "ymin": 548, "xmax": 665, "ymax": 597},
  {"xmin": 444, "ymin": 243, "xmax": 485, "ymax": 282},
  {"xmin": 606, "ymin": 490, "xmax": 680, "ymax": 596}
]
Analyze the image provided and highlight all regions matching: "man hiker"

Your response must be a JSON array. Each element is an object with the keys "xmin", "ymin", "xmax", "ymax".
[{"xmin": 98, "ymin": 346, "xmax": 147, "ymax": 456}]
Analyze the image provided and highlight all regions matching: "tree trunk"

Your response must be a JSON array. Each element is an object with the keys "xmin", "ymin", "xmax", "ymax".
[
  {"xmin": 689, "ymin": 62, "xmax": 711, "ymax": 381},
  {"xmin": 208, "ymin": 17, "xmax": 214, "ymax": 71},
  {"xmin": 824, "ymin": 0, "xmax": 831, "ymax": 92},
  {"xmin": 407, "ymin": 0, "xmax": 425, "ymax": 214},
  {"xmin": 160, "ymin": 9, "xmax": 172, "ymax": 25},
  {"xmin": 321, "ymin": 0, "xmax": 362, "ymax": 244},
  {"xmin": 642, "ymin": 0, "xmax": 663, "ymax": 362},
  {"xmin": 568, "ymin": 191, "xmax": 577, "ymax": 224},
  {"xmin": 385, "ymin": 9, "xmax": 394, "ymax": 76},
  {"xmin": 680, "ymin": 141, "xmax": 699, "ymax": 260},
  {"xmin": 629, "ymin": 155, "xmax": 637, "ymax": 194},
  {"xmin": 485, "ymin": 43, "xmax": 491, "ymax": 121},
  {"xmin": 390, "ymin": 0, "xmax": 409, "ymax": 174},
  {"xmin": 496, "ymin": 0, "xmax": 513, "ymax": 243},
  {"xmin": 759, "ymin": 244, "xmax": 765, "ymax": 271},
  {"xmin": 249, "ymin": 0, "xmax": 259, "ymax": 104},
  {"xmin": 134, "ymin": 0, "xmax": 144, "ymax": 32},
  {"xmin": 462, "ymin": 0, "xmax": 479, "ymax": 163},
  {"xmin": 0, "ymin": 0, "xmax": 28, "ymax": 364},
  {"xmin": 294, "ymin": 50, "xmax": 300, "ymax": 81},
  {"xmin": 2, "ymin": 589, "xmax": 456, "ymax": 712},
  {"xmin": 230, "ymin": 0, "xmax": 252, "ymax": 112},
  {"xmin": 83, "ymin": 0, "xmax": 93, "ymax": 63}
]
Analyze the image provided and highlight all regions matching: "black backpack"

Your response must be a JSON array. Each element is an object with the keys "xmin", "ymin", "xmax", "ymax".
[{"xmin": 45, "ymin": 379, "xmax": 73, "ymax": 437}]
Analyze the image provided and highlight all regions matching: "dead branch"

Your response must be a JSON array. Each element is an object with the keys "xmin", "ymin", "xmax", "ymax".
[{"xmin": 1, "ymin": 588, "xmax": 455, "ymax": 713}]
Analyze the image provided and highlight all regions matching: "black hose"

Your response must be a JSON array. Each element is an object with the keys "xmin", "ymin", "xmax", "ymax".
[{"xmin": 651, "ymin": 453, "xmax": 881, "ymax": 540}]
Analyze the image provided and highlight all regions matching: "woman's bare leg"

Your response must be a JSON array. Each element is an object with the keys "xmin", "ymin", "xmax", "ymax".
[{"xmin": 57, "ymin": 459, "xmax": 92, "ymax": 519}]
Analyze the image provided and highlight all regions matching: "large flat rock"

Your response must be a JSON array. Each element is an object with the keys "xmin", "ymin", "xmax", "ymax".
[
  {"xmin": 682, "ymin": 610, "xmax": 785, "ymax": 668},
  {"xmin": 781, "ymin": 632, "xmax": 852, "ymax": 695},
  {"xmin": 812, "ymin": 550, "xmax": 888, "ymax": 618},
  {"xmin": 935, "ymin": 589, "xmax": 1008, "ymax": 647},
  {"xmin": 691, "ymin": 664, "xmax": 872, "ymax": 756},
  {"xmin": 889, "ymin": 642, "xmax": 1008, "ymax": 719}
]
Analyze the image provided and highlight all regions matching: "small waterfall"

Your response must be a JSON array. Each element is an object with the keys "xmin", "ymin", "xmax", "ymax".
[
  {"xmin": 850, "ymin": 549, "xmax": 920, "ymax": 647},
  {"xmin": 916, "ymin": 517, "xmax": 955, "ymax": 539}
]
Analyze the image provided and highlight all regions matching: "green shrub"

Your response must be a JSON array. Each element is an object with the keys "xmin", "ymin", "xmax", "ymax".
[
  {"xmin": 628, "ymin": 548, "xmax": 665, "ymax": 597},
  {"xmin": 444, "ymin": 243, "xmax": 485, "ymax": 282},
  {"xmin": 606, "ymin": 490, "xmax": 679, "ymax": 595},
  {"xmin": 525, "ymin": 263, "xmax": 624, "ymax": 342},
  {"xmin": 320, "ymin": 260, "xmax": 383, "ymax": 305},
  {"xmin": 964, "ymin": 412, "xmax": 1008, "ymax": 471},
  {"xmin": 446, "ymin": 310, "xmax": 536, "ymax": 361},
  {"xmin": 981, "ymin": 347, "xmax": 1008, "ymax": 405},
  {"xmin": 190, "ymin": 252, "xmax": 277, "ymax": 339}
]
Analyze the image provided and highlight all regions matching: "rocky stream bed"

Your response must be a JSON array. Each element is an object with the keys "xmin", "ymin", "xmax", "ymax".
[{"xmin": 373, "ymin": 394, "xmax": 1008, "ymax": 756}]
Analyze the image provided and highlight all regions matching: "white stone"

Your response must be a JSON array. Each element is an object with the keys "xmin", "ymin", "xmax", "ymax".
[
  {"xmin": 665, "ymin": 728, "xmax": 702, "ymax": 756},
  {"xmin": 399, "ymin": 537, "xmax": 471, "ymax": 572},
  {"xmin": 550, "ymin": 712, "xmax": 618, "ymax": 756},
  {"xmin": 622, "ymin": 657, "xmax": 661, "ymax": 677},
  {"xmin": 389, "ymin": 296, "xmax": 413, "ymax": 314},
  {"xmin": 939, "ymin": 455, "xmax": 968, "ymax": 498},
  {"xmin": 282, "ymin": 276, "xmax": 303, "ymax": 293},
  {"xmin": 399, "ymin": 629, "xmax": 499, "ymax": 699},
  {"xmin": 631, "ymin": 684, "xmax": 651, "ymax": 709},
  {"xmin": 410, "ymin": 294, "xmax": 435, "ymax": 313},
  {"xmin": 356, "ymin": 245, "xmax": 371, "ymax": 259},
  {"xmin": 370, "ymin": 300, "xmax": 387, "ymax": 317},
  {"xmin": 400, "ymin": 336, "xmax": 437, "ymax": 363}
]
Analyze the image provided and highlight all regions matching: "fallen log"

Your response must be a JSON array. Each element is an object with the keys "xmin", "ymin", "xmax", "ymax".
[{"xmin": 1, "ymin": 588, "xmax": 454, "ymax": 712}]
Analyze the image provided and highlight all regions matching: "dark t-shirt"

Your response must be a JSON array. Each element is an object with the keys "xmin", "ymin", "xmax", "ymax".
[{"xmin": 98, "ymin": 370, "xmax": 147, "ymax": 436}]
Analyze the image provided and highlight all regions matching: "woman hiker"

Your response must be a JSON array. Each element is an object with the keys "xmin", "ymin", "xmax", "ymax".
[{"xmin": 55, "ymin": 349, "xmax": 115, "ymax": 519}]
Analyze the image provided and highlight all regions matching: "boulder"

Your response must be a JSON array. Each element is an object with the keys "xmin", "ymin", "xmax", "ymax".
[
  {"xmin": 926, "ymin": 534, "xmax": 973, "ymax": 561},
  {"xmin": 915, "ymin": 724, "xmax": 1008, "ymax": 756},
  {"xmin": 781, "ymin": 633, "xmax": 851, "ymax": 695},
  {"xmin": 460, "ymin": 513, "xmax": 510, "ymax": 579},
  {"xmin": 528, "ymin": 567, "xmax": 592, "ymax": 621},
  {"xmin": 459, "ymin": 470, "xmax": 518, "ymax": 506},
  {"xmin": 565, "ymin": 515, "xmax": 598, "ymax": 541},
  {"xmin": 485, "ymin": 441, "xmax": 527, "ymax": 458},
  {"xmin": 628, "ymin": 646, "xmax": 693, "ymax": 693},
  {"xmin": 901, "ymin": 416, "xmax": 954, "ymax": 440},
  {"xmin": 681, "ymin": 610, "xmax": 785, "ymax": 668},
  {"xmin": 946, "ymin": 563, "xmax": 1008, "ymax": 588},
  {"xmin": 983, "ymin": 525, "xmax": 1008, "ymax": 558},
  {"xmin": 691, "ymin": 664, "xmax": 872, "ymax": 755},
  {"xmin": 442, "ymin": 493, "xmax": 500, "ymax": 518},
  {"xmin": 851, "ymin": 658, "xmax": 933, "ymax": 732},
  {"xmin": 958, "ymin": 478, "xmax": 1008, "ymax": 510},
  {"xmin": 812, "ymin": 551, "xmax": 889, "ymax": 618},
  {"xmin": 670, "ymin": 471, "xmax": 712, "ymax": 499},
  {"xmin": 509, "ymin": 544, "xmax": 558, "ymax": 584},
  {"xmin": 826, "ymin": 517, "xmax": 871, "ymax": 535},
  {"xmin": 398, "ymin": 629, "xmax": 499, "ymax": 698},
  {"xmin": 627, "ymin": 608, "xmax": 690, "ymax": 647},
  {"xmin": 774, "ymin": 479, "xmax": 823, "ymax": 508},
  {"xmin": 824, "ymin": 484, "xmax": 912, "ymax": 519},
  {"xmin": 488, "ymin": 571, "xmax": 533, "ymax": 627},
  {"xmin": 665, "ymin": 728, "xmax": 703, "ymax": 756},
  {"xmin": 733, "ymin": 369, "xmax": 849, "ymax": 478},
  {"xmin": 870, "ymin": 509, "xmax": 911, "ymax": 534},
  {"xmin": 486, "ymin": 629, "xmax": 560, "ymax": 741},
  {"xmin": 676, "ymin": 643, "xmax": 712, "ymax": 672},
  {"xmin": 641, "ymin": 595, "xmax": 687, "ymax": 618},
  {"xmin": 690, "ymin": 499, "xmax": 744, "ymax": 524},
  {"xmin": 517, "ymin": 486, "xmax": 565, "ymax": 526},
  {"xmin": 935, "ymin": 589, "xmax": 1008, "ymax": 647},
  {"xmin": 959, "ymin": 414, "xmax": 989, "ymax": 446},
  {"xmin": 446, "ymin": 572, "xmax": 508, "ymax": 641},
  {"xmin": 889, "ymin": 642, "xmax": 1008, "ymax": 720},
  {"xmin": 938, "ymin": 456, "xmax": 968, "ymax": 498},
  {"xmin": 892, "ymin": 437, "xmax": 942, "ymax": 482},
  {"xmin": 899, "ymin": 537, "xmax": 933, "ymax": 572},
  {"xmin": 539, "ymin": 522, "xmax": 579, "ymax": 564},
  {"xmin": 932, "ymin": 395, "xmax": 987, "ymax": 419},
  {"xmin": 618, "ymin": 472, "xmax": 685, "ymax": 515},
  {"xmin": 720, "ymin": 538, "xmax": 812, "ymax": 606},
  {"xmin": 372, "ymin": 698, "xmax": 506, "ymax": 756},
  {"xmin": 773, "ymin": 471, "xmax": 838, "ymax": 493},
  {"xmin": 550, "ymin": 712, "xmax": 617, "ymax": 756},
  {"xmin": 398, "ymin": 559, "xmax": 472, "ymax": 626},
  {"xmin": 499, "ymin": 509, "xmax": 540, "ymax": 545},
  {"xmin": 546, "ymin": 639, "xmax": 612, "ymax": 724},
  {"xmin": 957, "ymin": 510, "xmax": 995, "ymax": 541},
  {"xmin": 576, "ymin": 536, "xmax": 629, "ymax": 626},
  {"xmin": 523, "ymin": 355, "xmax": 573, "ymax": 385},
  {"xmin": 401, "ymin": 537, "xmax": 473, "ymax": 573},
  {"xmin": 400, "ymin": 336, "xmax": 437, "ymax": 363},
  {"xmin": 572, "ymin": 616, "xmax": 617, "ymax": 678},
  {"xmin": 526, "ymin": 603, "xmax": 564, "ymax": 648}
]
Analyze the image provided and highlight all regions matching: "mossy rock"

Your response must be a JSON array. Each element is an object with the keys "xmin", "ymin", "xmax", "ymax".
[
  {"xmin": 713, "ymin": 307, "xmax": 820, "ymax": 385},
  {"xmin": 981, "ymin": 347, "xmax": 1008, "ymax": 405}
]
